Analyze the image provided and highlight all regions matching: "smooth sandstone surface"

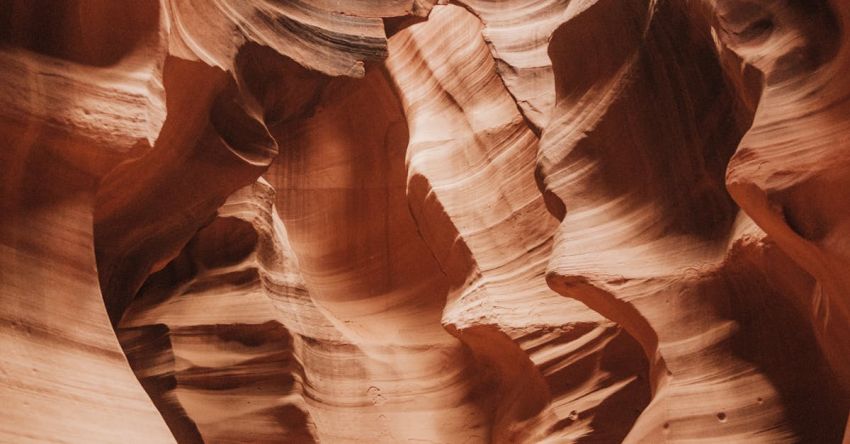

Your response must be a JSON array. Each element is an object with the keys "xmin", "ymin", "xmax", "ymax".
[{"xmin": 1, "ymin": 1, "xmax": 849, "ymax": 443}]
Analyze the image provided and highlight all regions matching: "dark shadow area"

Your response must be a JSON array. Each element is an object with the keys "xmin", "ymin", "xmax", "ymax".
[
  {"xmin": 721, "ymin": 246, "xmax": 849, "ymax": 442},
  {"xmin": 0, "ymin": 0, "xmax": 159, "ymax": 65}
]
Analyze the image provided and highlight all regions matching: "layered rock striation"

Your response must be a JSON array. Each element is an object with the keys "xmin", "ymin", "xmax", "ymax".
[{"xmin": 1, "ymin": 0, "xmax": 848, "ymax": 443}]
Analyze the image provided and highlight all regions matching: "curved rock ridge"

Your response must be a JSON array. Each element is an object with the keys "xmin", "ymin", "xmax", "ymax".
[
  {"xmin": 717, "ymin": 0, "xmax": 850, "ymax": 389},
  {"xmin": 538, "ymin": 0, "xmax": 849, "ymax": 442},
  {"xmin": 2, "ymin": 0, "xmax": 850, "ymax": 443},
  {"xmin": 454, "ymin": 0, "xmax": 568, "ymax": 131},
  {"xmin": 0, "ymin": 2, "xmax": 174, "ymax": 443},
  {"xmin": 164, "ymin": 0, "xmax": 440, "ymax": 76},
  {"xmin": 386, "ymin": 6, "xmax": 650, "ymax": 442},
  {"xmin": 0, "ymin": 0, "xmax": 167, "ymax": 154},
  {"xmin": 119, "ymin": 179, "xmax": 318, "ymax": 443}
]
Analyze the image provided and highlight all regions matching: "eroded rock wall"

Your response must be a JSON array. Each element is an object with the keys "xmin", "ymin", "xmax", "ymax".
[{"xmin": 1, "ymin": 0, "xmax": 848, "ymax": 443}]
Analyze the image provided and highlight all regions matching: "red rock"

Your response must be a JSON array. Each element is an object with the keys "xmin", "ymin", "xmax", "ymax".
[{"xmin": 1, "ymin": 1, "xmax": 848, "ymax": 442}]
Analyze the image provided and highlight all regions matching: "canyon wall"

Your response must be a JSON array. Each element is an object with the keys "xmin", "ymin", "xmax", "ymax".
[{"xmin": 1, "ymin": 0, "xmax": 848, "ymax": 442}]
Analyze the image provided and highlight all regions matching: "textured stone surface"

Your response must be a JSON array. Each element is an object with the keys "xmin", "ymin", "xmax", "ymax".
[{"xmin": 1, "ymin": 1, "xmax": 849, "ymax": 442}]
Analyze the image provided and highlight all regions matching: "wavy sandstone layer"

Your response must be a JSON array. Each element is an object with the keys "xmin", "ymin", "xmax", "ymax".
[{"xmin": 1, "ymin": 0, "xmax": 849, "ymax": 443}]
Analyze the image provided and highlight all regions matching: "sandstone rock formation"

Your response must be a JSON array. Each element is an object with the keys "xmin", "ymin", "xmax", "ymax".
[{"xmin": 1, "ymin": 0, "xmax": 848, "ymax": 443}]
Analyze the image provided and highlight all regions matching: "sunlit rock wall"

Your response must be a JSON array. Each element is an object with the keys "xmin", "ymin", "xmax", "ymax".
[{"xmin": 1, "ymin": 0, "xmax": 848, "ymax": 442}]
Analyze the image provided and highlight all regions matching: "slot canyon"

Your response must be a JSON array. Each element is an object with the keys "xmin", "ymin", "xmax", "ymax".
[{"xmin": 1, "ymin": 0, "xmax": 849, "ymax": 442}]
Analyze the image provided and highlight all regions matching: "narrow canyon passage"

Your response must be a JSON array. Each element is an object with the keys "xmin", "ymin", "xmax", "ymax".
[
  {"xmin": 267, "ymin": 62, "xmax": 492, "ymax": 442},
  {"xmin": 1, "ymin": 1, "xmax": 850, "ymax": 443}
]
